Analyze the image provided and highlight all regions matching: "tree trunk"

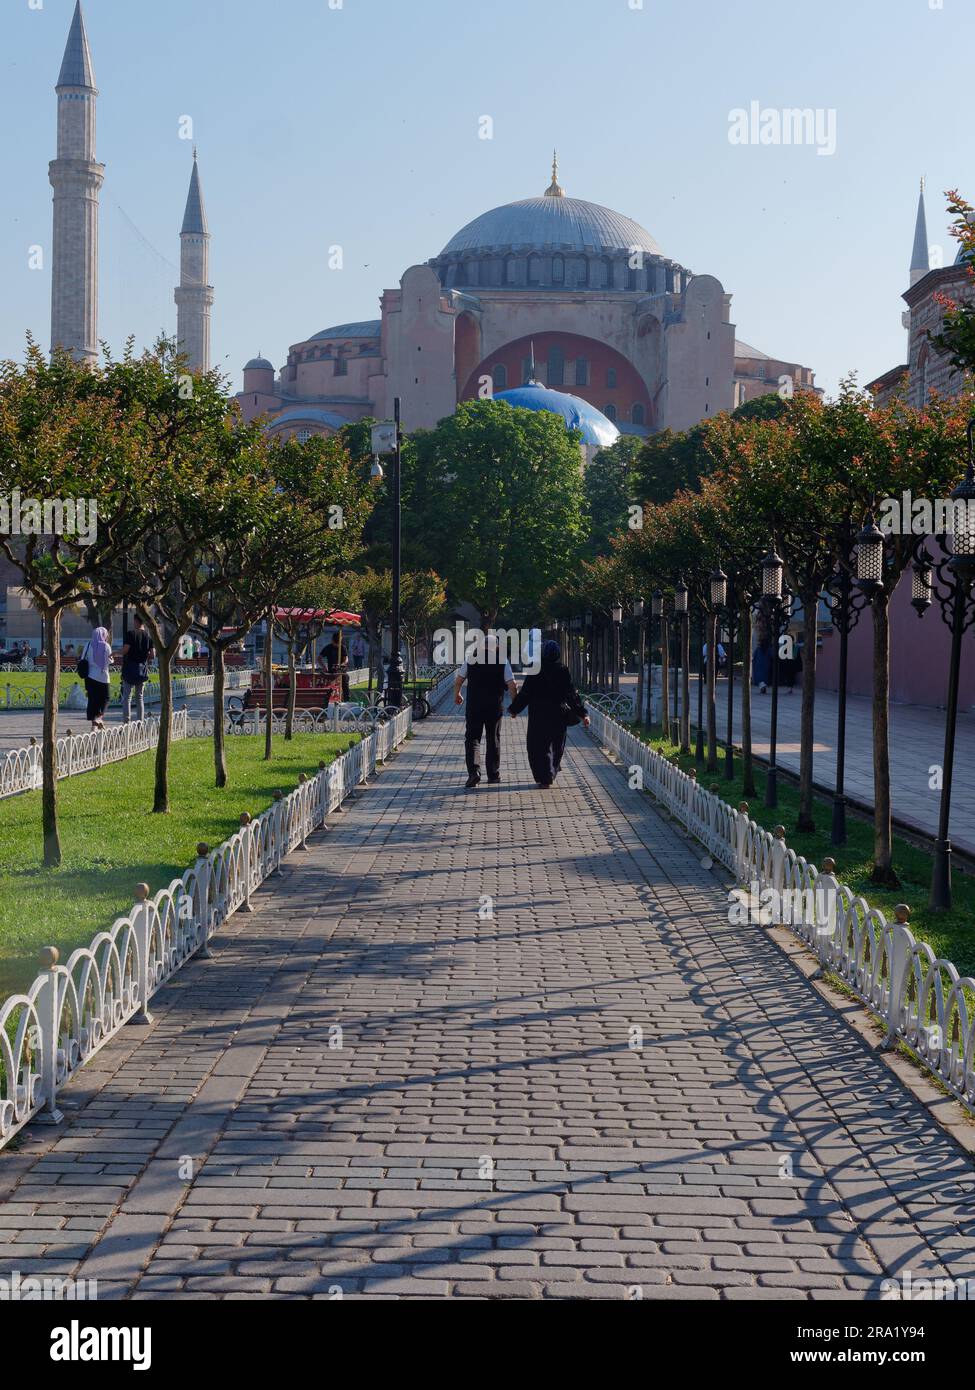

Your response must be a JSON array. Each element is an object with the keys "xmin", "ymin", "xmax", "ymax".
[
  {"xmin": 871, "ymin": 590, "xmax": 898, "ymax": 884},
  {"xmin": 264, "ymin": 611, "xmax": 274, "ymax": 761},
  {"xmin": 285, "ymin": 639, "xmax": 296, "ymax": 741},
  {"xmin": 41, "ymin": 606, "xmax": 62, "ymax": 867},
  {"xmin": 741, "ymin": 602, "xmax": 756, "ymax": 796},
  {"xmin": 153, "ymin": 645, "xmax": 174, "ymax": 814},
  {"xmin": 797, "ymin": 595, "xmax": 819, "ymax": 832},
  {"xmin": 213, "ymin": 643, "xmax": 227, "ymax": 788},
  {"xmin": 706, "ymin": 611, "xmax": 718, "ymax": 773}
]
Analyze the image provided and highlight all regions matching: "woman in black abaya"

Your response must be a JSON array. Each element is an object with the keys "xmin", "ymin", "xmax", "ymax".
[{"xmin": 509, "ymin": 639, "xmax": 589, "ymax": 787}]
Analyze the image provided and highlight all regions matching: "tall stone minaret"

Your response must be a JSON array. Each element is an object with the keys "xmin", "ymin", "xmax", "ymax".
[
  {"xmin": 175, "ymin": 152, "xmax": 213, "ymax": 372},
  {"xmin": 909, "ymin": 179, "xmax": 930, "ymax": 287},
  {"xmin": 49, "ymin": 0, "xmax": 104, "ymax": 363}
]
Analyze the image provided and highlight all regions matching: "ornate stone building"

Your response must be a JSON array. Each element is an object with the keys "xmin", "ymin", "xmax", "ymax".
[{"xmin": 235, "ymin": 157, "xmax": 816, "ymax": 440}]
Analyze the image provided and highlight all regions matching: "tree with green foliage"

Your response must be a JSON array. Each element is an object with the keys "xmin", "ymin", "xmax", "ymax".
[
  {"xmin": 583, "ymin": 435, "xmax": 641, "ymax": 557},
  {"xmin": 424, "ymin": 400, "xmax": 585, "ymax": 627}
]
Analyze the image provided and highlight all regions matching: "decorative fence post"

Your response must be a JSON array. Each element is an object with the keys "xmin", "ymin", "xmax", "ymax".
[
  {"xmin": 36, "ymin": 946, "xmax": 64, "ymax": 1124},
  {"xmin": 195, "ymin": 843, "xmax": 213, "ymax": 959},
  {"xmin": 812, "ymin": 857, "xmax": 840, "ymax": 975},
  {"xmin": 132, "ymin": 884, "xmax": 155, "ymax": 1025},
  {"xmin": 297, "ymin": 774, "xmax": 309, "ymax": 850},
  {"xmin": 271, "ymin": 792, "xmax": 284, "ymax": 873},
  {"xmin": 240, "ymin": 813, "xmax": 254, "ymax": 910},
  {"xmin": 881, "ymin": 904, "xmax": 913, "ymax": 1051}
]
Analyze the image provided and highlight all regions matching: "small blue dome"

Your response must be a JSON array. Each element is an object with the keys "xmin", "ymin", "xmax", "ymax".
[
  {"xmin": 494, "ymin": 381, "xmax": 620, "ymax": 447},
  {"xmin": 245, "ymin": 356, "xmax": 273, "ymax": 371}
]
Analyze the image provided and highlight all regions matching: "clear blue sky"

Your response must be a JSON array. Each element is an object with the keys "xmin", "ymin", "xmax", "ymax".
[{"xmin": 2, "ymin": 0, "xmax": 971, "ymax": 399}]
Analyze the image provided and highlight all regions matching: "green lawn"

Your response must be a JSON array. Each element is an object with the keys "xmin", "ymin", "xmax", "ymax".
[
  {"xmin": 0, "ymin": 731, "xmax": 358, "ymax": 997},
  {"xmin": 624, "ymin": 721, "xmax": 975, "ymax": 978}
]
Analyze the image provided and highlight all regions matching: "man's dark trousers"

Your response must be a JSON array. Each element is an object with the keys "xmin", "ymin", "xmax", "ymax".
[{"xmin": 465, "ymin": 706, "xmax": 502, "ymax": 779}]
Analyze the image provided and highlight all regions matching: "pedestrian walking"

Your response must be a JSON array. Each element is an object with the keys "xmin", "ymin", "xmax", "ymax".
[
  {"xmin": 509, "ymin": 639, "xmax": 589, "ymax": 788},
  {"xmin": 453, "ymin": 636, "xmax": 517, "ymax": 788},
  {"xmin": 78, "ymin": 626, "xmax": 112, "ymax": 730},
  {"xmin": 120, "ymin": 614, "xmax": 153, "ymax": 723}
]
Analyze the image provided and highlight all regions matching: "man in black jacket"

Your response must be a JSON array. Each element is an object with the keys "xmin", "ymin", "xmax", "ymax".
[{"xmin": 454, "ymin": 638, "xmax": 518, "ymax": 788}]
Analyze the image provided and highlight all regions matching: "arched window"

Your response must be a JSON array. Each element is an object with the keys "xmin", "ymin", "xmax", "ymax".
[
  {"xmin": 575, "ymin": 358, "xmax": 589, "ymax": 387},
  {"xmin": 547, "ymin": 346, "xmax": 565, "ymax": 386},
  {"xmin": 627, "ymin": 266, "xmax": 638, "ymax": 291},
  {"xmin": 631, "ymin": 404, "xmax": 645, "ymax": 426},
  {"xmin": 606, "ymin": 367, "xmax": 617, "ymax": 389},
  {"xmin": 552, "ymin": 255, "xmax": 565, "ymax": 284},
  {"xmin": 492, "ymin": 363, "xmax": 507, "ymax": 392},
  {"xmin": 295, "ymin": 428, "xmax": 313, "ymax": 443},
  {"xmin": 574, "ymin": 258, "xmax": 589, "ymax": 287},
  {"xmin": 604, "ymin": 403, "xmax": 617, "ymax": 422},
  {"xmin": 504, "ymin": 255, "xmax": 518, "ymax": 285},
  {"xmin": 527, "ymin": 254, "xmax": 543, "ymax": 284},
  {"xmin": 602, "ymin": 257, "xmax": 614, "ymax": 289},
  {"xmin": 334, "ymin": 349, "xmax": 347, "ymax": 376}
]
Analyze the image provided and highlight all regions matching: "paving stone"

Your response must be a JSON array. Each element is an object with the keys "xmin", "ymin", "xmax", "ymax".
[{"xmin": 2, "ymin": 707, "xmax": 972, "ymax": 1300}]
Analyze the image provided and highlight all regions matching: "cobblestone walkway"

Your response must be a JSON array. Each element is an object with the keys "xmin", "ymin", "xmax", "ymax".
[{"xmin": 2, "ymin": 708, "xmax": 974, "ymax": 1300}]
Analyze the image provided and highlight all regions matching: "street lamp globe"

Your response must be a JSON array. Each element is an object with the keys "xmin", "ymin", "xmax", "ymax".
[
  {"xmin": 611, "ymin": 602, "xmax": 623, "ymax": 625},
  {"xmin": 651, "ymin": 590, "xmax": 663, "ymax": 618},
  {"xmin": 948, "ymin": 421, "xmax": 975, "ymax": 569},
  {"xmin": 911, "ymin": 555, "xmax": 933, "ymax": 616},
  {"xmin": 369, "ymin": 456, "xmax": 384, "ymax": 484},
  {"xmin": 855, "ymin": 516, "xmax": 885, "ymax": 589},
  {"xmin": 632, "ymin": 597, "xmax": 645, "ymax": 619},
  {"xmin": 674, "ymin": 581, "xmax": 688, "ymax": 615},
  {"xmin": 710, "ymin": 568, "xmax": 728, "ymax": 609},
  {"xmin": 761, "ymin": 548, "xmax": 783, "ymax": 599}
]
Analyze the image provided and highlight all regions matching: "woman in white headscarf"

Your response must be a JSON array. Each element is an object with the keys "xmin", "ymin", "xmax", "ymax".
[{"xmin": 80, "ymin": 626, "xmax": 112, "ymax": 730}]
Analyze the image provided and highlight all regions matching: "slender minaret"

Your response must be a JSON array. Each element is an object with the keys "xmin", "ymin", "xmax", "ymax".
[
  {"xmin": 175, "ymin": 151, "xmax": 213, "ymax": 372},
  {"xmin": 49, "ymin": 0, "xmax": 104, "ymax": 363},
  {"xmin": 910, "ymin": 178, "xmax": 930, "ymax": 287}
]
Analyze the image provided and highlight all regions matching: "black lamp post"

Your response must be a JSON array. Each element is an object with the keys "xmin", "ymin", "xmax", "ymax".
[
  {"xmin": 674, "ymin": 579, "xmax": 689, "ymax": 749},
  {"xmin": 652, "ymin": 589, "xmax": 666, "ymax": 737},
  {"xmin": 370, "ymin": 399, "xmax": 404, "ymax": 709},
  {"xmin": 908, "ymin": 419, "xmax": 975, "ymax": 910},
  {"xmin": 633, "ymin": 597, "xmax": 646, "ymax": 726},
  {"xmin": 761, "ymin": 546, "xmax": 785, "ymax": 808},
  {"xmin": 824, "ymin": 534, "xmax": 870, "ymax": 845},
  {"xmin": 695, "ymin": 603, "xmax": 706, "ymax": 762},
  {"xmin": 611, "ymin": 601, "xmax": 623, "ymax": 694},
  {"xmin": 711, "ymin": 567, "xmax": 735, "ymax": 779}
]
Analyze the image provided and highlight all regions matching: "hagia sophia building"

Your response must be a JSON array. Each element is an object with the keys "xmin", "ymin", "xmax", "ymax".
[
  {"xmin": 40, "ymin": 3, "xmax": 815, "ymax": 455},
  {"xmin": 235, "ymin": 153, "xmax": 817, "ymax": 446},
  {"xmin": 11, "ymin": 0, "xmax": 973, "ymax": 697}
]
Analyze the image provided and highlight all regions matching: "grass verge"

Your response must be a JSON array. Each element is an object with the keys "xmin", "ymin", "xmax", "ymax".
[{"xmin": 0, "ymin": 731, "xmax": 357, "ymax": 996}]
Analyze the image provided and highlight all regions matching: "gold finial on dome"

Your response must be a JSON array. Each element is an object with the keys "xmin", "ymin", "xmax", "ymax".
[{"xmin": 544, "ymin": 150, "xmax": 564, "ymax": 198}]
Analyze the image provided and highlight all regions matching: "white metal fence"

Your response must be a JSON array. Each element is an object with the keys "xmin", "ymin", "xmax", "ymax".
[
  {"xmin": 0, "ymin": 712, "xmax": 189, "ymax": 801},
  {"xmin": 586, "ymin": 703, "xmax": 975, "ymax": 1114},
  {"xmin": 0, "ymin": 706, "xmax": 413, "ymax": 1147}
]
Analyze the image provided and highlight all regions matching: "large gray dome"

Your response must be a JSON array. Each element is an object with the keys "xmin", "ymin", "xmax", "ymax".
[{"xmin": 441, "ymin": 196, "xmax": 663, "ymax": 258}]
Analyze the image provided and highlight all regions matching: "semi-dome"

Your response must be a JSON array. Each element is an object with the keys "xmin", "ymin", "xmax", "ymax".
[
  {"xmin": 310, "ymin": 321, "xmax": 381, "ymax": 341},
  {"xmin": 494, "ymin": 381, "xmax": 620, "ymax": 448}
]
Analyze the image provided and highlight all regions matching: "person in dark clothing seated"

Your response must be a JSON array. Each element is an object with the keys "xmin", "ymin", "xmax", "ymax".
[{"xmin": 509, "ymin": 640, "xmax": 589, "ymax": 788}]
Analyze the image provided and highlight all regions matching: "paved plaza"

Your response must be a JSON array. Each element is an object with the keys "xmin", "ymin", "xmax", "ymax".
[
  {"xmin": 632, "ymin": 673, "xmax": 975, "ymax": 856},
  {"xmin": 1, "ymin": 706, "xmax": 973, "ymax": 1300}
]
